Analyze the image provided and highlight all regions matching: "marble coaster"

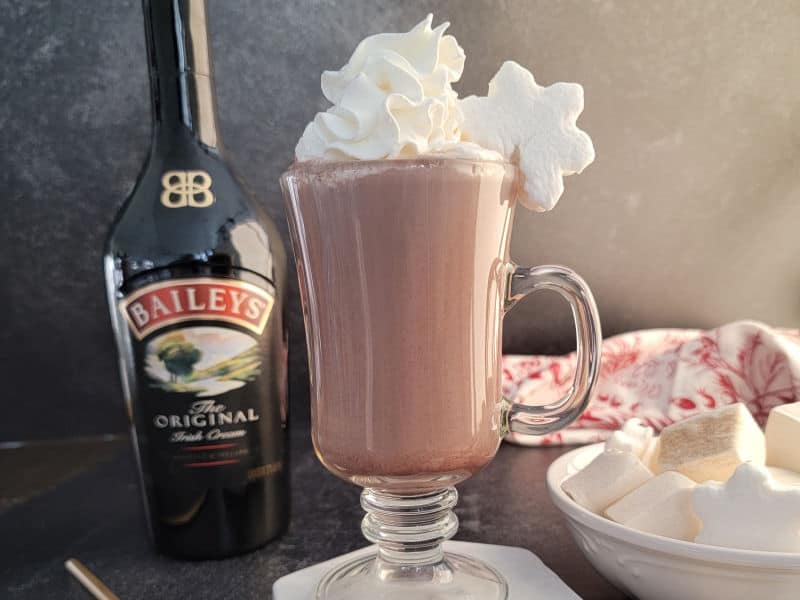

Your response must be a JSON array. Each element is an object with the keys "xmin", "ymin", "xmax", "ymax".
[{"xmin": 273, "ymin": 540, "xmax": 581, "ymax": 599}]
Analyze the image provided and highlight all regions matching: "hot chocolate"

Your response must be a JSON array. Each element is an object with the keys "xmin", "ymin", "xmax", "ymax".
[
  {"xmin": 281, "ymin": 14, "xmax": 601, "ymax": 599},
  {"xmin": 284, "ymin": 158, "xmax": 516, "ymax": 493}
]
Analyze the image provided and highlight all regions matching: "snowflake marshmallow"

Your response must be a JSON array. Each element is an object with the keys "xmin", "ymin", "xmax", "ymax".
[
  {"xmin": 693, "ymin": 463, "xmax": 800, "ymax": 552},
  {"xmin": 460, "ymin": 61, "xmax": 595, "ymax": 211}
]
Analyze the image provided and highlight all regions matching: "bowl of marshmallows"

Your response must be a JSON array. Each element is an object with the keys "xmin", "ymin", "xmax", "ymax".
[{"xmin": 547, "ymin": 401, "xmax": 800, "ymax": 600}]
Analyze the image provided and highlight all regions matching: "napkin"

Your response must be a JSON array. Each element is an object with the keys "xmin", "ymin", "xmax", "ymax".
[{"xmin": 504, "ymin": 320, "xmax": 800, "ymax": 446}]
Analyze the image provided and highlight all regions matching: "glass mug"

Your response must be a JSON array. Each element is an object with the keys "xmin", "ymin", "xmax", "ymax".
[{"xmin": 281, "ymin": 158, "xmax": 601, "ymax": 599}]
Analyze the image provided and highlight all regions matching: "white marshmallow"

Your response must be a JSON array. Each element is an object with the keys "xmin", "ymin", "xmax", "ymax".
[
  {"xmin": 561, "ymin": 450, "xmax": 653, "ymax": 514},
  {"xmin": 765, "ymin": 402, "xmax": 800, "ymax": 473},
  {"xmin": 693, "ymin": 463, "xmax": 800, "ymax": 553},
  {"xmin": 606, "ymin": 471, "xmax": 701, "ymax": 541},
  {"xmin": 656, "ymin": 403, "xmax": 765, "ymax": 482},
  {"xmin": 767, "ymin": 466, "xmax": 800, "ymax": 487},
  {"xmin": 460, "ymin": 61, "xmax": 595, "ymax": 212},
  {"xmin": 606, "ymin": 418, "xmax": 655, "ymax": 459}
]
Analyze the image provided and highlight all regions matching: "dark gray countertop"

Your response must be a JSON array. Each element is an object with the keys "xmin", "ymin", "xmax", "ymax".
[{"xmin": 0, "ymin": 429, "xmax": 626, "ymax": 599}]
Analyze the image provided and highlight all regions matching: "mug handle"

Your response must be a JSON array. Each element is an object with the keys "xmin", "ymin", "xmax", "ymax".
[{"xmin": 502, "ymin": 264, "xmax": 602, "ymax": 436}]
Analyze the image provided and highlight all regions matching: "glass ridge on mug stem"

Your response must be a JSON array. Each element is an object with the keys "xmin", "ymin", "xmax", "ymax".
[{"xmin": 281, "ymin": 157, "xmax": 601, "ymax": 599}]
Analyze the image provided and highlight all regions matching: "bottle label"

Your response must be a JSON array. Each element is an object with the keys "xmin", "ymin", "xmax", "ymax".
[
  {"xmin": 121, "ymin": 276, "xmax": 283, "ymax": 495},
  {"xmin": 121, "ymin": 277, "xmax": 273, "ymax": 340}
]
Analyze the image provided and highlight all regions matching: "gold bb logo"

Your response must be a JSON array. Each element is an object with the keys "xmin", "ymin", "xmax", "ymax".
[{"xmin": 160, "ymin": 170, "xmax": 214, "ymax": 208}]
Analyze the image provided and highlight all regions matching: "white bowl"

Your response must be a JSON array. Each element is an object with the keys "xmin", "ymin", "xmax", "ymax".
[{"xmin": 546, "ymin": 443, "xmax": 800, "ymax": 600}]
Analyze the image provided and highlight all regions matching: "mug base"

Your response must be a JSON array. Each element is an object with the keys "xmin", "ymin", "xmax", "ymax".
[{"xmin": 315, "ymin": 550, "xmax": 508, "ymax": 600}]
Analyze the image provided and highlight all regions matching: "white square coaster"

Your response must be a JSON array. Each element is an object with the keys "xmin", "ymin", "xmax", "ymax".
[{"xmin": 273, "ymin": 540, "xmax": 581, "ymax": 599}]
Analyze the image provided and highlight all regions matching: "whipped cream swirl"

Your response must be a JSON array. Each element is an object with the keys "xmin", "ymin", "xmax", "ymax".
[{"xmin": 295, "ymin": 15, "xmax": 498, "ymax": 161}]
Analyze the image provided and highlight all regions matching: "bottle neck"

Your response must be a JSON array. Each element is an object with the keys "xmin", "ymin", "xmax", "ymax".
[{"xmin": 143, "ymin": 0, "xmax": 221, "ymax": 150}]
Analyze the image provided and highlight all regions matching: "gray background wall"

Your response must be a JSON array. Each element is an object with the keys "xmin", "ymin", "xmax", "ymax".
[{"xmin": 1, "ymin": 0, "xmax": 798, "ymax": 440}]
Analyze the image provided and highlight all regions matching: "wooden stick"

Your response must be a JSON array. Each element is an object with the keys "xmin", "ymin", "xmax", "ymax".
[{"xmin": 64, "ymin": 559, "xmax": 120, "ymax": 600}]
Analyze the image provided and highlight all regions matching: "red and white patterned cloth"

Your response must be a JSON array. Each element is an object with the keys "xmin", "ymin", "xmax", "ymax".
[{"xmin": 503, "ymin": 321, "xmax": 800, "ymax": 446}]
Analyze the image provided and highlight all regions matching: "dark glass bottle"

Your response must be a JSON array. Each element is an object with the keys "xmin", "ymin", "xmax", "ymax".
[{"xmin": 103, "ymin": 0, "xmax": 288, "ymax": 559}]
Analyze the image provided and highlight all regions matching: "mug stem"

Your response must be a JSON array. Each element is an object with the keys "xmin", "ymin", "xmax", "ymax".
[{"xmin": 361, "ymin": 487, "xmax": 459, "ymax": 568}]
